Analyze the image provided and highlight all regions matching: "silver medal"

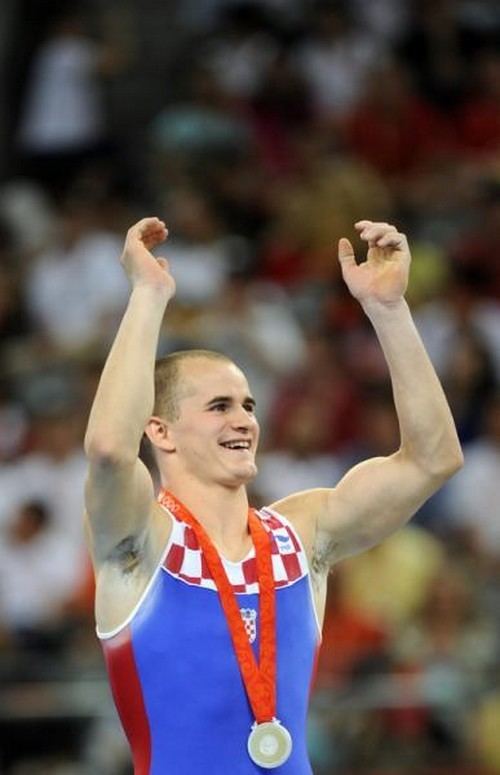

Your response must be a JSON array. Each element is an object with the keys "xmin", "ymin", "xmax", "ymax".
[{"xmin": 247, "ymin": 720, "xmax": 293, "ymax": 769}]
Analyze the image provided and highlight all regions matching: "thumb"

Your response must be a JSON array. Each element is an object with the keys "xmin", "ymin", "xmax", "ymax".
[{"xmin": 338, "ymin": 237, "xmax": 356, "ymax": 268}]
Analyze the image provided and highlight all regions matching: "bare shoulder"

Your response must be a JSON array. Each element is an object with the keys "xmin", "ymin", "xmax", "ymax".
[
  {"xmin": 268, "ymin": 488, "xmax": 334, "ymax": 629},
  {"xmin": 269, "ymin": 487, "xmax": 338, "ymax": 573},
  {"xmin": 272, "ymin": 452, "xmax": 456, "ymax": 575},
  {"xmin": 92, "ymin": 500, "xmax": 172, "ymax": 635},
  {"xmin": 269, "ymin": 486, "xmax": 332, "ymax": 539}
]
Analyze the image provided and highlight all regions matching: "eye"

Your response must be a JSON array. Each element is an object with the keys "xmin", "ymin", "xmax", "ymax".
[
  {"xmin": 210, "ymin": 402, "xmax": 229, "ymax": 412},
  {"xmin": 244, "ymin": 402, "xmax": 255, "ymax": 414}
]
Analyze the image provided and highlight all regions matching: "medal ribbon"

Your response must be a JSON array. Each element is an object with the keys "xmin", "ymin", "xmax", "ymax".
[{"xmin": 159, "ymin": 489, "xmax": 276, "ymax": 723}]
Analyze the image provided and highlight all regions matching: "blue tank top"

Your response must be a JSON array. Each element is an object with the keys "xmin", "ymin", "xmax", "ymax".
[{"xmin": 98, "ymin": 495, "xmax": 321, "ymax": 774}]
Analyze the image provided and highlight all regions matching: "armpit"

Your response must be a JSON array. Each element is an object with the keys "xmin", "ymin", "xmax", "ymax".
[
  {"xmin": 107, "ymin": 535, "xmax": 144, "ymax": 573},
  {"xmin": 311, "ymin": 534, "xmax": 339, "ymax": 578}
]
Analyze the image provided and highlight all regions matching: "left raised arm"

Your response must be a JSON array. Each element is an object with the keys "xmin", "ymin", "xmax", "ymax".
[{"xmin": 272, "ymin": 221, "xmax": 463, "ymax": 568}]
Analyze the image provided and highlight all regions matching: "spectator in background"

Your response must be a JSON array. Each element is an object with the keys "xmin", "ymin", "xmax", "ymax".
[
  {"xmin": 295, "ymin": 1, "xmax": 385, "ymax": 122},
  {"xmin": 397, "ymin": 0, "xmax": 467, "ymax": 108},
  {"xmin": 156, "ymin": 187, "xmax": 246, "ymax": 308},
  {"xmin": 442, "ymin": 328, "xmax": 497, "ymax": 444},
  {"xmin": 249, "ymin": 49, "xmax": 313, "ymax": 177},
  {"xmin": 0, "ymin": 369, "xmax": 87, "ymax": 551},
  {"xmin": 205, "ymin": 150, "xmax": 270, "ymax": 239},
  {"xmin": 394, "ymin": 560, "xmax": 498, "ymax": 683},
  {"xmin": 391, "ymin": 560, "xmax": 499, "ymax": 764},
  {"xmin": 150, "ymin": 64, "xmax": 251, "ymax": 190},
  {"xmin": 198, "ymin": 273, "xmax": 307, "ymax": 425},
  {"xmin": 203, "ymin": 2, "xmax": 279, "ymax": 102},
  {"xmin": 458, "ymin": 50, "xmax": 500, "ymax": 158},
  {"xmin": 343, "ymin": 59, "xmax": 455, "ymax": 178},
  {"xmin": 256, "ymin": 398, "xmax": 345, "ymax": 504},
  {"xmin": 442, "ymin": 392, "xmax": 500, "ymax": 557},
  {"xmin": 257, "ymin": 149, "xmax": 392, "ymax": 295},
  {"xmin": 0, "ymin": 229, "xmax": 35, "ymax": 349},
  {"xmin": 0, "ymin": 500, "xmax": 81, "ymax": 652},
  {"xmin": 15, "ymin": 7, "xmax": 122, "ymax": 200},
  {"xmin": 398, "ymin": 156, "xmax": 479, "ymax": 247},
  {"xmin": 414, "ymin": 263, "xmax": 500, "ymax": 384},
  {"xmin": 340, "ymin": 388, "xmax": 400, "ymax": 467},
  {"xmin": 447, "ymin": 179, "xmax": 500, "ymax": 301},
  {"xmin": 0, "ymin": 180, "xmax": 56, "ymax": 257},
  {"xmin": 338, "ymin": 523, "xmax": 446, "ymax": 631},
  {"xmin": 266, "ymin": 334, "xmax": 360, "ymax": 454},
  {"xmin": 315, "ymin": 566, "xmax": 389, "ymax": 691},
  {"xmin": 349, "ymin": 0, "xmax": 410, "ymax": 45},
  {"xmin": 25, "ymin": 189, "xmax": 128, "ymax": 354},
  {"xmin": 0, "ymin": 379, "xmax": 28, "ymax": 463}
]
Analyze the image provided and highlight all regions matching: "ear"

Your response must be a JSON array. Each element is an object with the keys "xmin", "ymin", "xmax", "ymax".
[{"xmin": 145, "ymin": 415, "xmax": 176, "ymax": 454}]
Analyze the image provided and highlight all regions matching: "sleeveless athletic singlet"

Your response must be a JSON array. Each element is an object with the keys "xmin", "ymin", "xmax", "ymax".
[{"xmin": 98, "ymin": 492, "xmax": 321, "ymax": 775}]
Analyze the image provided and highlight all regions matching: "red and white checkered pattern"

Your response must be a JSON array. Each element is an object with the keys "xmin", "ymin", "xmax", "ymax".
[
  {"xmin": 240, "ymin": 607, "xmax": 257, "ymax": 643},
  {"xmin": 161, "ymin": 505, "xmax": 309, "ymax": 594}
]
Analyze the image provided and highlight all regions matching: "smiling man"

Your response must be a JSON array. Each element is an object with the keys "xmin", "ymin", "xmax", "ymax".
[{"xmin": 84, "ymin": 217, "xmax": 463, "ymax": 774}]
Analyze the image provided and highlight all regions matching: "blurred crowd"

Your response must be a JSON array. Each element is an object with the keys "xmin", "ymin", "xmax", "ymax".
[{"xmin": 0, "ymin": 0, "xmax": 499, "ymax": 772}]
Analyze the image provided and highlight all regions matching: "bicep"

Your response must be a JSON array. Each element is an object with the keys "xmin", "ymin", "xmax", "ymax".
[
  {"xmin": 84, "ymin": 456, "xmax": 155, "ymax": 567},
  {"xmin": 318, "ymin": 451, "xmax": 441, "ymax": 563}
]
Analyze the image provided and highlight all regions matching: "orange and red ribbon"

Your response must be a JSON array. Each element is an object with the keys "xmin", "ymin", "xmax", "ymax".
[{"xmin": 159, "ymin": 489, "xmax": 277, "ymax": 723}]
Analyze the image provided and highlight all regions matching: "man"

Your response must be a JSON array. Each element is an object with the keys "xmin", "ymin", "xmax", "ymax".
[{"xmin": 84, "ymin": 217, "xmax": 463, "ymax": 774}]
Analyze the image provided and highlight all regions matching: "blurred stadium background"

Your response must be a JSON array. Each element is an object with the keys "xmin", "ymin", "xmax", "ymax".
[{"xmin": 0, "ymin": 0, "xmax": 499, "ymax": 772}]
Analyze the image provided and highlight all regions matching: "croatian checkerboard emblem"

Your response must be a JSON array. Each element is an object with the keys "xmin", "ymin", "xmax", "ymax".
[{"xmin": 240, "ymin": 608, "xmax": 257, "ymax": 643}]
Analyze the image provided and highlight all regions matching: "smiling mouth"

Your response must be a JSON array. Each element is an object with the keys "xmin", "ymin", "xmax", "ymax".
[{"xmin": 219, "ymin": 441, "xmax": 252, "ymax": 451}]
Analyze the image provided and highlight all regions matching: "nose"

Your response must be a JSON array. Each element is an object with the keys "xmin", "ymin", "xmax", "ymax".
[{"xmin": 230, "ymin": 405, "xmax": 256, "ymax": 432}]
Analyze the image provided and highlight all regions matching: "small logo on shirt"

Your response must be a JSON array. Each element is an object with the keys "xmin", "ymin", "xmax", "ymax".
[
  {"xmin": 275, "ymin": 534, "xmax": 292, "ymax": 551},
  {"xmin": 240, "ymin": 608, "xmax": 257, "ymax": 643}
]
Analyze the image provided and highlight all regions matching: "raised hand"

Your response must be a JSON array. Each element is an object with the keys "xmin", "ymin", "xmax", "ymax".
[
  {"xmin": 120, "ymin": 217, "xmax": 175, "ymax": 299},
  {"xmin": 338, "ymin": 221, "xmax": 410, "ymax": 307}
]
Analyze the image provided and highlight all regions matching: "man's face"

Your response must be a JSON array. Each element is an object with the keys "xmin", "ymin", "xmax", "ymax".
[{"xmin": 167, "ymin": 359, "xmax": 260, "ymax": 488}]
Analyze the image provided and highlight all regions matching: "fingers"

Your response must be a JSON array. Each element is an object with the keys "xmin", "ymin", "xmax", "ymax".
[
  {"xmin": 126, "ymin": 217, "xmax": 168, "ymax": 254},
  {"xmin": 355, "ymin": 220, "xmax": 406, "ymax": 250},
  {"xmin": 128, "ymin": 217, "xmax": 168, "ymax": 241},
  {"xmin": 130, "ymin": 216, "xmax": 166, "ymax": 233},
  {"xmin": 338, "ymin": 237, "xmax": 356, "ymax": 267},
  {"xmin": 355, "ymin": 221, "xmax": 395, "ymax": 244}
]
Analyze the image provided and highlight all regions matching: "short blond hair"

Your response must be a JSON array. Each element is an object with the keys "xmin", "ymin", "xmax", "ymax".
[{"xmin": 153, "ymin": 349, "xmax": 233, "ymax": 421}]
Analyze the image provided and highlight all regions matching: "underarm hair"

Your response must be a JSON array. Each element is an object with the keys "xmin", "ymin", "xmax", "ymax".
[
  {"xmin": 108, "ymin": 535, "xmax": 144, "ymax": 572},
  {"xmin": 311, "ymin": 534, "xmax": 339, "ymax": 578}
]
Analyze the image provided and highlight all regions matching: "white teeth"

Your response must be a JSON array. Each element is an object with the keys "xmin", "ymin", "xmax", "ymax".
[{"xmin": 221, "ymin": 441, "xmax": 250, "ymax": 450}]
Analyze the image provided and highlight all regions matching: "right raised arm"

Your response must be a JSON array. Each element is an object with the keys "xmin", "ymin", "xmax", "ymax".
[{"xmin": 84, "ymin": 217, "xmax": 174, "ymax": 567}]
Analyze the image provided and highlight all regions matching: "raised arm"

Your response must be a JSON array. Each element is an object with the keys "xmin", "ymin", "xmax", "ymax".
[
  {"xmin": 272, "ymin": 221, "xmax": 463, "ymax": 568},
  {"xmin": 84, "ymin": 217, "xmax": 174, "ymax": 567}
]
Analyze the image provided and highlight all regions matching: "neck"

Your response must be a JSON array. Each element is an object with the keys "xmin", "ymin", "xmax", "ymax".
[{"xmin": 161, "ymin": 476, "xmax": 250, "ymax": 546}]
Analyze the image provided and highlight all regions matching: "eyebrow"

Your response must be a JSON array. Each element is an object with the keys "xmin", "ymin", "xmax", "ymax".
[{"xmin": 205, "ymin": 395, "xmax": 256, "ymax": 409}]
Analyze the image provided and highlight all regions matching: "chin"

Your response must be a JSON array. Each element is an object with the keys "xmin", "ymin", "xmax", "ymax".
[{"xmin": 224, "ymin": 463, "xmax": 258, "ymax": 487}]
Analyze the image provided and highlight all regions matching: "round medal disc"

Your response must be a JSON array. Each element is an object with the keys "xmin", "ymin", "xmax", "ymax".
[{"xmin": 247, "ymin": 720, "xmax": 293, "ymax": 769}]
